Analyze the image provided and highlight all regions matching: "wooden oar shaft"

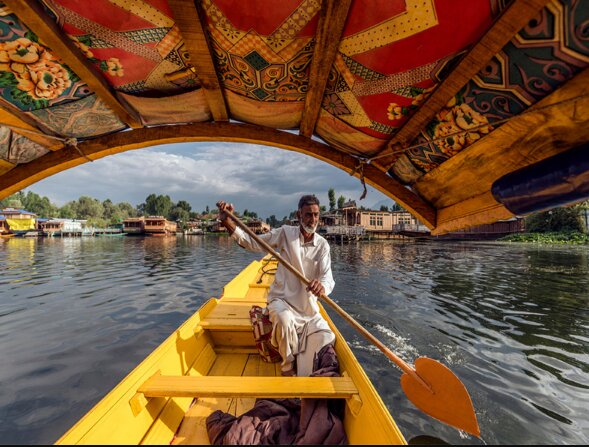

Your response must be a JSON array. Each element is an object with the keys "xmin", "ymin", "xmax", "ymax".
[{"xmin": 225, "ymin": 210, "xmax": 428, "ymax": 387}]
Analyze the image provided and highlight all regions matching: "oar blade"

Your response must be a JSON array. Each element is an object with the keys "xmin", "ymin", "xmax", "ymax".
[{"xmin": 401, "ymin": 357, "xmax": 480, "ymax": 438}]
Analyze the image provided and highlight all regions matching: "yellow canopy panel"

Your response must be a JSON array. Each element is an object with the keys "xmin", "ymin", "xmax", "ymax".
[{"xmin": 6, "ymin": 218, "xmax": 35, "ymax": 231}]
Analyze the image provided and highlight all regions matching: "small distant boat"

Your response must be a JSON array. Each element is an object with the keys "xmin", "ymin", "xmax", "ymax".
[
  {"xmin": 56, "ymin": 256, "xmax": 405, "ymax": 445},
  {"xmin": 40, "ymin": 219, "xmax": 84, "ymax": 237},
  {"xmin": 144, "ymin": 216, "xmax": 177, "ymax": 236},
  {"xmin": 184, "ymin": 227, "xmax": 204, "ymax": 235}
]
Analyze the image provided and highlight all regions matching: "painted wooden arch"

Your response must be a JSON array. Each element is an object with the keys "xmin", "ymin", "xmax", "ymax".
[{"xmin": 0, "ymin": 122, "xmax": 437, "ymax": 227}]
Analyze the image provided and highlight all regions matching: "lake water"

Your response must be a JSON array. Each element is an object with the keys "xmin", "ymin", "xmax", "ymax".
[{"xmin": 0, "ymin": 236, "xmax": 588, "ymax": 445}]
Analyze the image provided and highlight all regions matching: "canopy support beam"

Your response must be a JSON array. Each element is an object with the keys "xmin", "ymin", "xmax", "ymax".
[
  {"xmin": 299, "ymin": 0, "xmax": 352, "ymax": 138},
  {"xmin": 4, "ymin": 0, "xmax": 142, "ymax": 129},
  {"xmin": 372, "ymin": 0, "xmax": 552, "ymax": 171},
  {"xmin": 168, "ymin": 0, "xmax": 229, "ymax": 122}
]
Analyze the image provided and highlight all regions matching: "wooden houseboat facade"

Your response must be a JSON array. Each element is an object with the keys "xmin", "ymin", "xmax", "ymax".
[
  {"xmin": 246, "ymin": 219, "xmax": 271, "ymax": 234},
  {"xmin": 144, "ymin": 216, "xmax": 177, "ymax": 236},
  {"xmin": 122, "ymin": 217, "xmax": 145, "ymax": 235},
  {"xmin": 0, "ymin": 208, "xmax": 37, "ymax": 236}
]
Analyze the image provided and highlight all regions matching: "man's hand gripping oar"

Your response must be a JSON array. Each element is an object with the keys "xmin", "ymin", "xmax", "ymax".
[{"xmin": 218, "ymin": 203, "xmax": 481, "ymax": 438}]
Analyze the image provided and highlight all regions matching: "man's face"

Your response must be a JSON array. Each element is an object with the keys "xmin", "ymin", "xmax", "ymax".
[{"xmin": 298, "ymin": 204, "xmax": 320, "ymax": 235}]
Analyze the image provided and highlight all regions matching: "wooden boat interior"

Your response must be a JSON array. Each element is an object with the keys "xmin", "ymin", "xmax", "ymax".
[
  {"xmin": 0, "ymin": 0, "xmax": 587, "ymax": 234},
  {"xmin": 56, "ymin": 256, "xmax": 406, "ymax": 445}
]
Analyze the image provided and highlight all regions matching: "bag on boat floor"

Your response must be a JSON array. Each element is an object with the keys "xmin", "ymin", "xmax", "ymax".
[
  {"xmin": 206, "ymin": 343, "xmax": 347, "ymax": 445},
  {"xmin": 249, "ymin": 305, "xmax": 282, "ymax": 363}
]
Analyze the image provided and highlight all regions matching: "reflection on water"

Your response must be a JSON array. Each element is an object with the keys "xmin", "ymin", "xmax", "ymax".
[{"xmin": 0, "ymin": 237, "xmax": 588, "ymax": 445}]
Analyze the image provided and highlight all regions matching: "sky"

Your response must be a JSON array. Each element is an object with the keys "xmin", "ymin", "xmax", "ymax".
[{"xmin": 24, "ymin": 141, "xmax": 397, "ymax": 219}]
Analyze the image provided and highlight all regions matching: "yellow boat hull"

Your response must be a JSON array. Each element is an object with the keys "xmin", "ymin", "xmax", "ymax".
[{"xmin": 56, "ymin": 257, "xmax": 406, "ymax": 445}]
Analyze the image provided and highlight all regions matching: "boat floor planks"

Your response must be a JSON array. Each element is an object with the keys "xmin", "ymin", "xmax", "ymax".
[{"xmin": 171, "ymin": 353, "xmax": 279, "ymax": 445}]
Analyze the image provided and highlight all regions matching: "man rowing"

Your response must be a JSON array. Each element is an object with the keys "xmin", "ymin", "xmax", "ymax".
[{"xmin": 217, "ymin": 195, "xmax": 336, "ymax": 377}]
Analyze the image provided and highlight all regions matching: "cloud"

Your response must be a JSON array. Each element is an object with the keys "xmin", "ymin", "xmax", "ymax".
[{"xmin": 26, "ymin": 142, "xmax": 392, "ymax": 218}]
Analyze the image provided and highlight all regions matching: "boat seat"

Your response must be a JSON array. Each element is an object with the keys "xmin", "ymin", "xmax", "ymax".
[
  {"xmin": 199, "ymin": 302, "xmax": 255, "ymax": 330},
  {"xmin": 138, "ymin": 375, "xmax": 358, "ymax": 399}
]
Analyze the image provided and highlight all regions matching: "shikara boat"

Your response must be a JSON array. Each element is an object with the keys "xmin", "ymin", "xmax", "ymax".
[{"xmin": 56, "ymin": 256, "xmax": 406, "ymax": 445}]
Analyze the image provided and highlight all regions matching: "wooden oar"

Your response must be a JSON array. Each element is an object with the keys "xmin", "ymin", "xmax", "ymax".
[{"xmin": 222, "ymin": 207, "xmax": 481, "ymax": 438}]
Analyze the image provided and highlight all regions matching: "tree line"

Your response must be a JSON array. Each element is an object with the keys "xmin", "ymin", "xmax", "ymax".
[{"xmin": 0, "ymin": 191, "xmax": 250, "ymax": 229}]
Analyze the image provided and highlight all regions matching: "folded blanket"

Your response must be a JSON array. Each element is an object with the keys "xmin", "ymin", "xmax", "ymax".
[{"xmin": 206, "ymin": 344, "xmax": 347, "ymax": 445}]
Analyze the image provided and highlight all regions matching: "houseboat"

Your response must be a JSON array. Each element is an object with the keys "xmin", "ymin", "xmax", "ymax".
[
  {"xmin": 184, "ymin": 227, "xmax": 204, "ymax": 235},
  {"xmin": 122, "ymin": 217, "xmax": 145, "ymax": 235},
  {"xmin": 0, "ymin": 208, "xmax": 37, "ymax": 236},
  {"xmin": 40, "ymin": 219, "xmax": 84, "ymax": 237},
  {"xmin": 144, "ymin": 216, "xmax": 177, "ymax": 236},
  {"xmin": 246, "ymin": 219, "xmax": 271, "ymax": 234}
]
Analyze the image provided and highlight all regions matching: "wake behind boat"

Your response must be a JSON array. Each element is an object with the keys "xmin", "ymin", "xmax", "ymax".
[{"xmin": 56, "ymin": 256, "xmax": 406, "ymax": 445}]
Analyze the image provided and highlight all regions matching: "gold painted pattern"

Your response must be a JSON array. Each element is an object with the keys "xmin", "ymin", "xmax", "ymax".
[
  {"xmin": 108, "ymin": 0, "xmax": 173, "ymax": 27},
  {"xmin": 352, "ymin": 61, "xmax": 437, "ymax": 97},
  {"xmin": 273, "ymin": 0, "xmax": 320, "ymax": 39},
  {"xmin": 339, "ymin": 0, "xmax": 438, "ymax": 56}
]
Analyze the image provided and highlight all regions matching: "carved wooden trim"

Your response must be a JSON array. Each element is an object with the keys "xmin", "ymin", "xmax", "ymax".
[
  {"xmin": 373, "ymin": 0, "xmax": 552, "ymax": 169},
  {"xmin": 4, "ymin": 0, "xmax": 142, "ymax": 129},
  {"xmin": 0, "ymin": 122, "xmax": 436, "ymax": 228},
  {"xmin": 299, "ymin": 0, "xmax": 352, "ymax": 138},
  {"xmin": 168, "ymin": 0, "xmax": 228, "ymax": 121}
]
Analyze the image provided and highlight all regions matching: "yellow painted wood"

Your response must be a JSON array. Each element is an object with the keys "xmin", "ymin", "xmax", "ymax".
[
  {"xmin": 201, "ymin": 302, "xmax": 256, "ymax": 320},
  {"xmin": 57, "ymin": 258, "xmax": 406, "ymax": 445},
  {"xmin": 139, "ymin": 376, "xmax": 358, "ymax": 399},
  {"xmin": 56, "ymin": 304, "xmax": 217, "ymax": 445},
  {"xmin": 200, "ymin": 320, "xmax": 251, "ymax": 330},
  {"xmin": 208, "ymin": 330, "xmax": 255, "ymax": 347},
  {"xmin": 221, "ymin": 261, "xmax": 261, "ymax": 298},
  {"xmin": 235, "ymin": 354, "xmax": 278, "ymax": 414},
  {"xmin": 139, "ymin": 345, "xmax": 217, "ymax": 444},
  {"xmin": 171, "ymin": 354, "xmax": 250, "ymax": 444},
  {"xmin": 214, "ymin": 347, "xmax": 258, "ymax": 355}
]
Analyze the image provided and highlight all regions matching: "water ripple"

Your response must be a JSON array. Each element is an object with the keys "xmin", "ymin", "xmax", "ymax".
[{"xmin": 1, "ymin": 237, "xmax": 588, "ymax": 445}]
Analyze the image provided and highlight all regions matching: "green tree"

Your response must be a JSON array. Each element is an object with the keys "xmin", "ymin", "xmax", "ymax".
[
  {"xmin": 337, "ymin": 195, "xmax": 346, "ymax": 209},
  {"xmin": 116, "ymin": 202, "xmax": 137, "ymax": 218},
  {"xmin": 59, "ymin": 202, "xmax": 76, "ymax": 219},
  {"xmin": 176, "ymin": 200, "xmax": 192, "ymax": 213},
  {"xmin": 19, "ymin": 191, "xmax": 57, "ymax": 217},
  {"xmin": 525, "ymin": 206, "xmax": 584, "ymax": 233},
  {"xmin": 380, "ymin": 205, "xmax": 389, "ymax": 212},
  {"xmin": 391, "ymin": 202, "xmax": 405, "ymax": 212},
  {"xmin": 1, "ymin": 192, "xmax": 24, "ymax": 209},
  {"xmin": 170, "ymin": 206, "xmax": 190, "ymax": 225},
  {"xmin": 328, "ymin": 188, "xmax": 336, "ymax": 211},
  {"xmin": 75, "ymin": 196, "xmax": 104, "ymax": 220},
  {"xmin": 266, "ymin": 215, "xmax": 279, "ymax": 228},
  {"xmin": 141, "ymin": 194, "xmax": 173, "ymax": 218},
  {"xmin": 102, "ymin": 199, "xmax": 116, "ymax": 220}
]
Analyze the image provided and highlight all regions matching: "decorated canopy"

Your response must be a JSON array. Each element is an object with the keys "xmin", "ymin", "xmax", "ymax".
[{"xmin": 0, "ymin": 0, "xmax": 587, "ymax": 234}]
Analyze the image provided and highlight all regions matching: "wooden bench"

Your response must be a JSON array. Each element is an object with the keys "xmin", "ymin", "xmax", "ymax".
[{"xmin": 138, "ymin": 375, "xmax": 358, "ymax": 399}]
